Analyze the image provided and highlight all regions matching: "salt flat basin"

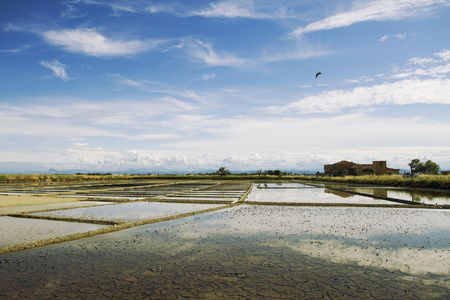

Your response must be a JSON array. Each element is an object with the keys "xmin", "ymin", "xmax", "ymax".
[
  {"xmin": 0, "ymin": 216, "xmax": 107, "ymax": 247},
  {"xmin": 246, "ymin": 185, "xmax": 402, "ymax": 205},
  {"xmin": 0, "ymin": 201, "xmax": 113, "ymax": 215},
  {"xmin": 255, "ymin": 182, "xmax": 315, "ymax": 188},
  {"xmin": 340, "ymin": 186, "xmax": 450, "ymax": 205},
  {"xmin": 160, "ymin": 196, "xmax": 238, "ymax": 202},
  {"xmin": 178, "ymin": 192, "xmax": 244, "ymax": 197},
  {"xmin": 1, "ymin": 205, "xmax": 448, "ymax": 299},
  {"xmin": 30, "ymin": 202, "xmax": 226, "ymax": 222},
  {"xmin": 58, "ymin": 195, "xmax": 147, "ymax": 200}
]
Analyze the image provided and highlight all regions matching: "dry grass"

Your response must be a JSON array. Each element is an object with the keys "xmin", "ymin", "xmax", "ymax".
[{"xmin": 0, "ymin": 174, "xmax": 136, "ymax": 183}]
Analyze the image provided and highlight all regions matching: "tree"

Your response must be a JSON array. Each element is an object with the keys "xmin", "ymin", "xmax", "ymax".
[
  {"xmin": 423, "ymin": 160, "xmax": 440, "ymax": 175},
  {"xmin": 408, "ymin": 159, "xmax": 421, "ymax": 175},
  {"xmin": 216, "ymin": 167, "xmax": 230, "ymax": 177},
  {"xmin": 408, "ymin": 159, "xmax": 440, "ymax": 175}
]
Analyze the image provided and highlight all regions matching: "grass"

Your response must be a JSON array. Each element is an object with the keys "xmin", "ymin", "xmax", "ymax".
[
  {"xmin": 0, "ymin": 173, "xmax": 449, "ymax": 189},
  {"xmin": 0, "ymin": 174, "xmax": 130, "ymax": 183}
]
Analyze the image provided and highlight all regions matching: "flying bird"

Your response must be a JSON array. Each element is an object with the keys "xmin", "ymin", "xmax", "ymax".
[{"xmin": 315, "ymin": 72, "xmax": 322, "ymax": 78}]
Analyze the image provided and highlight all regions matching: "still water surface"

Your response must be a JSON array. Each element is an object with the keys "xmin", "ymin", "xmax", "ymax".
[
  {"xmin": 31, "ymin": 202, "xmax": 225, "ymax": 222},
  {"xmin": 338, "ymin": 186, "xmax": 450, "ymax": 205},
  {"xmin": 247, "ymin": 184, "xmax": 402, "ymax": 205},
  {"xmin": 1, "ymin": 181, "xmax": 449, "ymax": 299},
  {"xmin": 1, "ymin": 205, "xmax": 449, "ymax": 299}
]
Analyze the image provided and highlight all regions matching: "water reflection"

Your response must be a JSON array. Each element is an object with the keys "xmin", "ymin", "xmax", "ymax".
[
  {"xmin": 0, "ymin": 216, "xmax": 106, "ymax": 247},
  {"xmin": 247, "ymin": 184, "xmax": 401, "ymax": 205},
  {"xmin": 30, "ymin": 202, "xmax": 225, "ymax": 222},
  {"xmin": 0, "ymin": 205, "xmax": 448, "ymax": 299},
  {"xmin": 341, "ymin": 186, "xmax": 450, "ymax": 205}
]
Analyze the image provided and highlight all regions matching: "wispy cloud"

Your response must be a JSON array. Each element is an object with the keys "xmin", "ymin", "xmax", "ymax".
[
  {"xmin": 291, "ymin": 0, "xmax": 448, "ymax": 36},
  {"xmin": 379, "ymin": 32, "xmax": 407, "ymax": 42},
  {"xmin": 40, "ymin": 59, "xmax": 71, "ymax": 81},
  {"xmin": 191, "ymin": 0, "xmax": 263, "ymax": 19},
  {"xmin": 187, "ymin": 0, "xmax": 299, "ymax": 19},
  {"xmin": 61, "ymin": 0, "xmax": 87, "ymax": 19},
  {"xmin": 202, "ymin": 73, "xmax": 216, "ymax": 81},
  {"xmin": 42, "ymin": 28, "xmax": 166, "ymax": 57},
  {"xmin": 389, "ymin": 49, "xmax": 450, "ymax": 79},
  {"xmin": 341, "ymin": 76, "xmax": 374, "ymax": 85},
  {"xmin": 0, "ymin": 44, "xmax": 31, "ymax": 55},
  {"xmin": 184, "ymin": 38, "xmax": 247, "ymax": 67},
  {"xmin": 83, "ymin": 0, "xmax": 296, "ymax": 20}
]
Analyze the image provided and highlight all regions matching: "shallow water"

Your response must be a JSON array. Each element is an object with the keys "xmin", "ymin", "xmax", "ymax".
[
  {"xmin": 246, "ymin": 184, "xmax": 401, "ymax": 205},
  {"xmin": 1, "ymin": 180, "xmax": 449, "ymax": 298},
  {"xmin": 30, "ymin": 202, "xmax": 226, "ymax": 222},
  {"xmin": 160, "ymin": 196, "xmax": 238, "ymax": 202},
  {"xmin": 255, "ymin": 182, "xmax": 315, "ymax": 188},
  {"xmin": 1, "ymin": 205, "xmax": 449, "ymax": 299},
  {"xmin": 0, "ymin": 201, "xmax": 113, "ymax": 215},
  {"xmin": 0, "ymin": 216, "xmax": 107, "ymax": 247},
  {"xmin": 341, "ymin": 186, "xmax": 450, "ymax": 205}
]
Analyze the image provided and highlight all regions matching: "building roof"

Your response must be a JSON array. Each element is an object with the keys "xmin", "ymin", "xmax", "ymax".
[{"xmin": 334, "ymin": 160, "xmax": 356, "ymax": 165}]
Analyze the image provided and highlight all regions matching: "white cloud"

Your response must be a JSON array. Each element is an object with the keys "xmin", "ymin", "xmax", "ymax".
[
  {"xmin": 291, "ymin": 0, "xmax": 448, "ymax": 36},
  {"xmin": 436, "ymin": 49, "xmax": 450, "ymax": 61},
  {"xmin": 2, "ymin": 96, "xmax": 450, "ymax": 171},
  {"xmin": 390, "ymin": 49, "xmax": 450, "ymax": 79},
  {"xmin": 42, "ymin": 28, "xmax": 165, "ymax": 57},
  {"xmin": 264, "ymin": 49, "xmax": 450, "ymax": 114},
  {"xmin": 261, "ymin": 78, "xmax": 450, "ymax": 114},
  {"xmin": 408, "ymin": 57, "xmax": 435, "ymax": 65},
  {"xmin": 40, "ymin": 59, "xmax": 71, "ymax": 81}
]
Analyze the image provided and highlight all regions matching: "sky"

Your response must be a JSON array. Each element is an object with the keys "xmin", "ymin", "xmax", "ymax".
[{"xmin": 1, "ymin": 0, "xmax": 450, "ymax": 174}]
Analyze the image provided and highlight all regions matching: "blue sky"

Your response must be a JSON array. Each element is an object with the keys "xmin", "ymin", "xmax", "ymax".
[{"xmin": 1, "ymin": 0, "xmax": 450, "ymax": 173}]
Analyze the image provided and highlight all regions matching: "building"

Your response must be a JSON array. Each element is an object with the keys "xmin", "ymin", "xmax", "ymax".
[{"xmin": 324, "ymin": 160, "xmax": 400, "ymax": 176}]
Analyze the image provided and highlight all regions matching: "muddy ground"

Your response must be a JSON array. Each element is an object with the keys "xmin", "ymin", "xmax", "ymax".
[{"xmin": 0, "ymin": 179, "xmax": 449, "ymax": 299}]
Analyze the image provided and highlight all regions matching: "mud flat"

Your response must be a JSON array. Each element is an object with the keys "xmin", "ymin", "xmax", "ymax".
[
  {"xmin": 0, "ymin": 179, "xmax": 449, "ymax": 299},
  {"xmin": 1, "ymin": 205, "xmax": 449, "ymax": 299}
]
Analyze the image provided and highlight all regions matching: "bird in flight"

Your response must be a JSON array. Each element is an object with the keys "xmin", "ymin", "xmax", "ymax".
[{"xmin": 316, "ymin": 72, "xmax": 322, "ymax": 78}]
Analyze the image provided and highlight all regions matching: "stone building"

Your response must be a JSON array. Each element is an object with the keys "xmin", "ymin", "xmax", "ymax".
[{"xmin": 324, "ymin": 160, "xmax": 400, "ymax": 176}]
